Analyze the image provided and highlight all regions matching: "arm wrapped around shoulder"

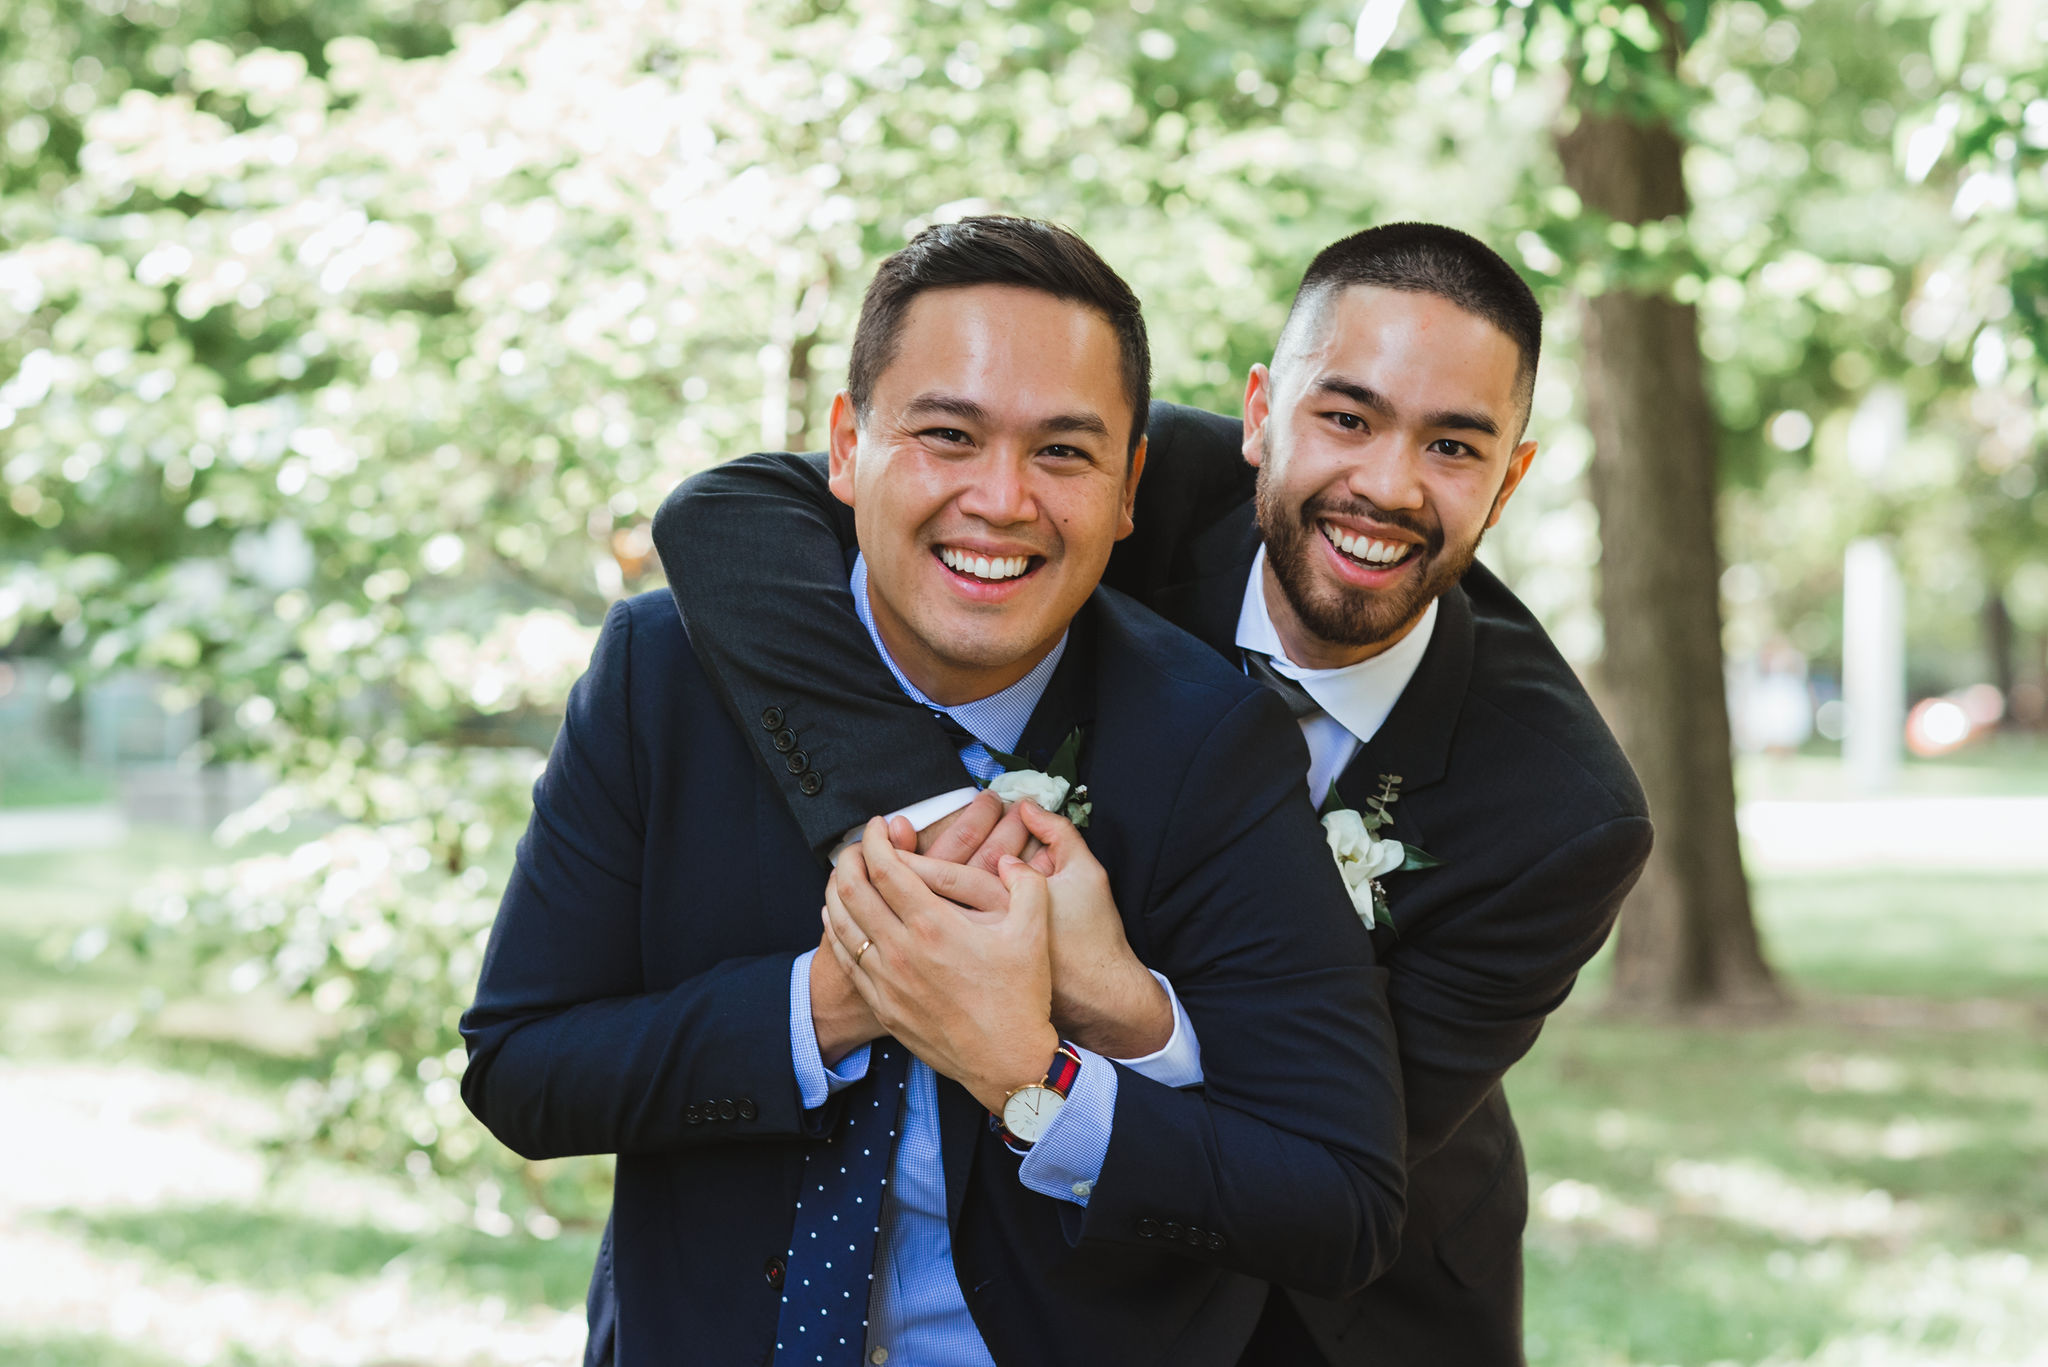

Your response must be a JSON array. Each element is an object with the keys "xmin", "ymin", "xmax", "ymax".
[
  {"xmin": 1078, "ymin": 685, "xmax": 1407, "ymax": 1298},
  {"xmin": 651, "ymin": 453, "xmax": 969, "ymax": 857}
]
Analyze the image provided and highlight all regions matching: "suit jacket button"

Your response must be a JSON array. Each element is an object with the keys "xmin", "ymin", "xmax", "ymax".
[
  {"xmin": 684, "ymin": 1104, "xmax": 701, "ymax": 1124},
  {"xmin": 773, "ymin": 728, "xmax": 798, "ymax": 753},
  {"xmin": 784, "ymin": 750, "xmax": 810, "ymax": 775},
  {"xmin": 718, "ymin": 1099, "xmax": 737, "ymax": 1121},
  {"xmin": 738, "ymin": 1098, "xmax": 758, "ymax": 1121},
  {"xmin": 765, "ymin": 1254, "xmax": 786, "ymax": 1288},
  {"xmin": 1164, "ymin": 1222, "xmax": 1184, "ymax": 1243},
  {"xmin": 1207, "ymin": 1232, "xmax": 1225, "ymax": 1251},
  {"xmin": 1136, "ymin": 1217, "xmax": 1159, "ymax": 1239},
  {"xmin": 799, "ymin": 772, "xmax": 824, "ymax": 796},
  {"xmin": 760, "ymin": 707, "xmax": 785, "ymax": 731}
]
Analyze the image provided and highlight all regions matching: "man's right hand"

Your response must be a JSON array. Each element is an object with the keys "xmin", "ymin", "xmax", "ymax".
[{"xmin": 809, "ymin": 923, "xmax": 883, "ymax": 1066}]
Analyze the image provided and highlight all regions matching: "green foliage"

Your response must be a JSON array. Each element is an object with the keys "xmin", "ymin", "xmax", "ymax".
[{"xmin": 4, "ymin": 0, "xmax": 2043, "ymax": 1215}]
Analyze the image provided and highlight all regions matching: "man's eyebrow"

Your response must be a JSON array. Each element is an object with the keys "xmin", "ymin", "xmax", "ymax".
[
  {"xmin": 1314, "ymin": 378, "xmax": 1396, "ymax": 417},
  {"xmin": 903, "ymin": 393, "xmax": 994, "ymax": 426},
  {"xmin": 903, "ymin": 394, "xmax": 1112, "ymax": 441},
  {"xmin": 1316, "ymin": 378, "xmax": 1501, "ymax": 439},
  {"xmin": 1036, "ymin": 411, "xmax": 1113, "ymax": 439},
  {"xmin": 1420, "ymin": 408, "xmax": 1501, "ymax": 439}
]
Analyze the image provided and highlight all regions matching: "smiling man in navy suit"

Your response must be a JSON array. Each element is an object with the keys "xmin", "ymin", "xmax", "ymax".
[{"xmin": 461, "ymin": 217, "xmax": 1404, "ymax": 1367}]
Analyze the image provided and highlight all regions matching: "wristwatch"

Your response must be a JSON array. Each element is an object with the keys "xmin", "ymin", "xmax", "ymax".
[{"xmin": 996, "ymin": 1041, "xmax": 1084, "ymax": 1153}]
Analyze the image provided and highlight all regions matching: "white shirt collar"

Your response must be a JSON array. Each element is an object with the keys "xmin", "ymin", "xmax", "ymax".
[{"xmin": 1233, "ymin": 544, "xmax": 1438, "ymax": 747}]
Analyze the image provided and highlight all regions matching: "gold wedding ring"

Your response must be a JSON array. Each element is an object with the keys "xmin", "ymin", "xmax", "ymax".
[{"xmin": 854, "ymin": 938, "xmax": 873, "ymax": 967}]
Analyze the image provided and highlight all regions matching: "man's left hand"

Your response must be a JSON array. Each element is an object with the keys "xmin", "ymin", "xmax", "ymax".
[{"xmin": 824, "ymin": 819, "xmax": 1060, "ymax": 1114}]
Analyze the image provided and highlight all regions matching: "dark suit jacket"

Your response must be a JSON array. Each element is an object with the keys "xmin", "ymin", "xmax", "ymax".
[
  {"xmin": 651, "ymin": 402, "xmax": 1653, "ymax": 1365},
  {"xmin": 460, "ymin": 586, "xmax": 1406, "ymax": 1367}
]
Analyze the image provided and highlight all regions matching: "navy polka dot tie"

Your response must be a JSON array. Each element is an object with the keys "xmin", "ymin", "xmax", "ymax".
[{"xmin": 774, "ymin": 1040, "xmax": 910, "ymax": 1366}]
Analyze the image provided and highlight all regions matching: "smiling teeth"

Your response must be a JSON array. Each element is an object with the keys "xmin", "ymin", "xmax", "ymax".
[
  {"xmin": 940, "ymin": 547, "xmax": 1032, "ymax": 580},
  {"xmin": 1321, "ymin": 522, "xmax": 1413, "ymax": 566}
]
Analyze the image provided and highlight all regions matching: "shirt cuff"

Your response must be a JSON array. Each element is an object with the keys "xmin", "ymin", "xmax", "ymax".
[
  {"xmin": 788, "ymin": 948, "xmax": 871, "ymax": 1111},
  {"xmin": 1110, "ymin": 970, "xmax": 1204, "ymax": 1089},
  {"xmin": 1017, "ymin": 1046, "xmax": 1116, "ymax": 1207},
  {"xmin": 828, "ymin": 787, "xmax": 982, "ymax": 866}
]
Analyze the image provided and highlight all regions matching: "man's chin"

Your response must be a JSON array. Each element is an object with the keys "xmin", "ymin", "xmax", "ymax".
[
  {"xmin": 907, "ymin": 611, "xmax": 1063, "ymax": 675},
  {"xmin": 1289, "ymin": 557, "xmax": 1438, "ymax": 649}
]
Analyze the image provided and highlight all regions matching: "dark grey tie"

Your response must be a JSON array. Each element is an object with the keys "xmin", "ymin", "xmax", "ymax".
[{"xmin": 1242, "ymin": 651, "xmax": 1322, "ymax": 721}]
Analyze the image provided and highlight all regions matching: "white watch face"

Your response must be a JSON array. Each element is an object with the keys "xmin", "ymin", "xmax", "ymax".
[{"xmin": 1002, "ymin": 1084, "xmax": 1066, "ymax": 1144}]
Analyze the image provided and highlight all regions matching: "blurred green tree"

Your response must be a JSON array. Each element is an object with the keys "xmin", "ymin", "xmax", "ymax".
[{"xmin": 3, "ymin": 0, "xmax": 2040, "ymax": 1208}]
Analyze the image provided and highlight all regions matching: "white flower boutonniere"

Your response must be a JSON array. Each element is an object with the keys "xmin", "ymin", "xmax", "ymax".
[
  {"xmin": 1320, "ymin": 774, "xmax": 1441, "ymax": 933},
  {"xmin": 985, "ymin": 726, "xmax": 1092, "ymax": 828},
  {"xmin": 987, "ymin": 768, "xmax": 1071, "ymax": 813}
]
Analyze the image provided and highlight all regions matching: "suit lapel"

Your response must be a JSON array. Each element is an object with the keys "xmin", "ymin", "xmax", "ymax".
[
  {"xmin": 1330, "ymin": 580, "xmax": 1475, "ymax": 826},
  {"xmin": 1008, "ymin": 603, "xmax": 1101, "ymax": 768}
]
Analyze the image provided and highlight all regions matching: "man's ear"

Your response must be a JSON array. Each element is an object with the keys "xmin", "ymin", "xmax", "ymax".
[
  {"xmin": 826, "ymin": 391, "xmax": 859, "ymax": 508},
  {"xmin": 1114, "ymin": 435, "xmax": 1149, "ymax": 541},
  {"xmin": 1241, "ymin": 364, "xmax": 1273, "ymax": 468},
  {"xmin": 1486, "ymin": 439, "xmax": 1539, "ymax": 529}
]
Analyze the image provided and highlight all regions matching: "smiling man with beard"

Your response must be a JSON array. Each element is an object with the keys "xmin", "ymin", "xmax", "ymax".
[{"xmin": 656, "ymin": 222, "xmax": 1654, "ymax": 1365}]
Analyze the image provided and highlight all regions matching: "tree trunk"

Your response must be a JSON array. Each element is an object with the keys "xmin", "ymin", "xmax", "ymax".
[
  {"xmin": 1556, "ymin": 107, "xmax": 1781, "ymax": 1011},
  {"xmin": 1984, "ymin": 587, "xmax": 2016, "ymax": 728}
]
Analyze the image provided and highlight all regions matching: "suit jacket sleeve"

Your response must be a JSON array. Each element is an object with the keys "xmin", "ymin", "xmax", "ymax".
[
  {"xmin": 1102, "ymin": 402, "xmax": 1258, "ymax": 602},
  {"xmin": 459, "ymin": 600, "xmax": 825, "ymax": 1160},
  {"xmin": 1392, "ymin": 814, "xmax": 1653, "ymax": 1162},
  {"xmin": 1077, "ymin": 688, "xmax": 1407, "ymax": 1299},
  {"xmin": 651, "ymin": 453, "xmax": 965, "ymax": 860}
]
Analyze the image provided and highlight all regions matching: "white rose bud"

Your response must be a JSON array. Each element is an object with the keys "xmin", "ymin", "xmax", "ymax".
[
  {"xmin": 1362, "ymin": 838, "xmax": 1405, "ymax": 880},
  {"xmin": 1322, "ymin": 808, "xmax": 1371, "ymax": 862},
  {"xmin": 987, "ymin": 769, "xmax": 1071, "ymax": 813}
]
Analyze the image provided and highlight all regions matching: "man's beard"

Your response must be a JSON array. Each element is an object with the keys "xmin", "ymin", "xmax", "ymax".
[{"xmin": 1253, "ymin": 450, "xmax": 1483, "ymax": 652}]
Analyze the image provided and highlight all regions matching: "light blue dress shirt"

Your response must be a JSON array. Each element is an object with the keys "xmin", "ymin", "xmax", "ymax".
[{"xmin": 782, "ymin": 554, "xmax": 1204, "ymax": 1366}]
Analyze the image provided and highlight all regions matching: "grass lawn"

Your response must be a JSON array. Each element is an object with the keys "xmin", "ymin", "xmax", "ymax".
[
  {"xmin": 0, "ymin": 746, "xmax": 112, "ymax": 809},
  {"xmin": 1737, "ymin": 733, "xmax": 2048, "ymax": 801},
  {"xmin": 2, "ymin": 827, "xmax": 2043, "ymax": 1365},
  {"xmin": 1517, "ymin": 864, "xmax": 2048, "ymax": 1366}
]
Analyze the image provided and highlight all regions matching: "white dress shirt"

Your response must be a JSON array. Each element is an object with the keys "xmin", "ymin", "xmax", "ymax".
[{"xmin": 1232, "ymin": 546, "xmax": 1438, "ymax": 805}]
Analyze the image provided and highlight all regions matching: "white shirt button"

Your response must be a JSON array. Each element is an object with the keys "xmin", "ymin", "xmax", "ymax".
[
  {"xmin": 1071, "ymin": 1180, "xmax": 1093, "ymax": 1198},
  {"xmin": 869, "ymin": 1349, "xmax": 889, "ymax": 1364}
]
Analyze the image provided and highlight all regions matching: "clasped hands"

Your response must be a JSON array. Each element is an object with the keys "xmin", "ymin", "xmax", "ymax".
[{"xmin": 809, "ymin": 790, "xmax": 1170, "ymax": 1115}]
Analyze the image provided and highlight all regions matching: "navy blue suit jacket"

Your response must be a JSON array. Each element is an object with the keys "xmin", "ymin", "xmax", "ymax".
[{"xmin": 461, "ymin": 587, "xmax": 1405, "ymax": 1367}]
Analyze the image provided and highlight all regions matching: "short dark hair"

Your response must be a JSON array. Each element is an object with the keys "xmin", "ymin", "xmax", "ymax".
[
  {"xmin": 1283, "ymin": 222, "xmax": 1543, "ymax": 428},
  {"xmin": 847, "ymin": 215, "xmax": 1151, "ymax": 456}
]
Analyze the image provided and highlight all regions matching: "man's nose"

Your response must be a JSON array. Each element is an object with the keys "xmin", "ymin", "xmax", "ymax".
[
  {"xmin": 1345, "ymin": 440, "xmax": 1426, "ymax": 512},
  {"xmin": 955, "ymin": 449, "xmax": 1038, "ymax": 525}
]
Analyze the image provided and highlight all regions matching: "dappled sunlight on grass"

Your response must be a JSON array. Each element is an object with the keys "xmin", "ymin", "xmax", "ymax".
[
  {"xmin": 1517, "ymin": 862, "xmax": 2048, "ymax": 1364},
  {"xmin": 57, "ymin": 1202, "xmax": 600, "ymax": 1309},
  {"xmin": 6, "ymin": 837, "xmax": 2046, "ymax": 1364},
  {"xmin": 1753, "ymin": 872, "xmax": 2048, "ymax": 999},
  {"xmin": 1517, "ymin": 1004, "xmax": 2047, "ymax": 1365},
  {"xmin": 0, "ymin": 1058, "xmax": 590, "ymax": 1367},
  {"xmin": 0, "ymin": 1333, "xmax": 190, "ymax": 1367},
  {"xmin": 1660, "ymin": 1156, "xmax": 1921, "ymax": 1244}
]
